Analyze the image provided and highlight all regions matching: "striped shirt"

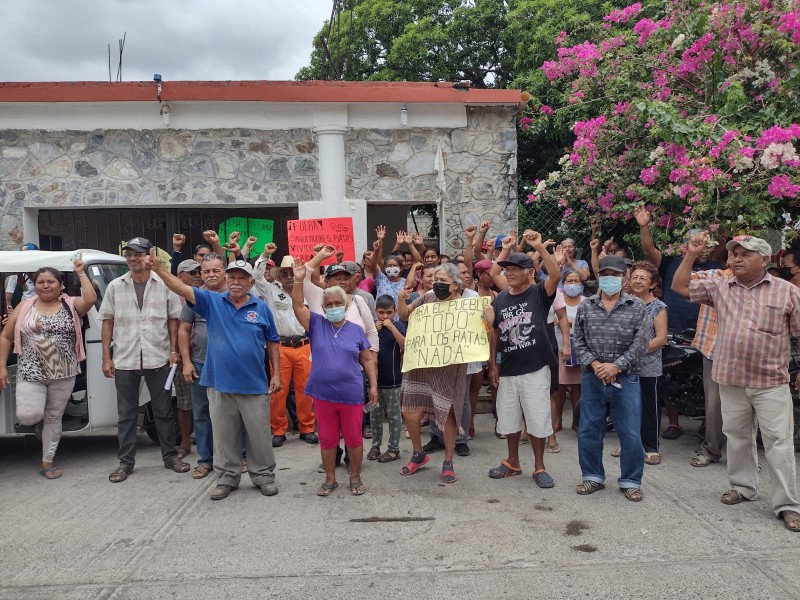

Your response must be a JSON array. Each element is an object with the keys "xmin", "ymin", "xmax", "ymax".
[
  {"xmin": 689, "ymin": 268, "xmax": 732, "ymax": 360},
  {"xmin": 688, "ymin": 272, "xmax": 800, "ymax": 388},
  {"xmin": 573, "ymin": 293, "xmax": 649, "ymax": 374},
  {"xmin": 97, "ymin": 271, "xmax": 182, "ymax": 370}
]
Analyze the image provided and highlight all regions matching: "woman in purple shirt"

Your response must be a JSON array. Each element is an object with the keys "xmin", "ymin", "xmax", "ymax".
[{"xmin": 290, "ymin": 261, "xmax": 378, "ymax": 497}]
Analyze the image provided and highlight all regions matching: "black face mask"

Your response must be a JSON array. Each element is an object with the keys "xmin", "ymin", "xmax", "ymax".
[
  {"xmin": 777, "ymin": 266, "xmax": 795, "ymax": 281},
  {"xmin": 433, "ymin": 282, "xmax": 453, "ymax": 300}
]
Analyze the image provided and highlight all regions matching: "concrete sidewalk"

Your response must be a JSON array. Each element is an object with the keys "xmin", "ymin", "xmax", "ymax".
[{"xmin": 0, "ymin": 413, "xmax": 798, "ymax": 600}]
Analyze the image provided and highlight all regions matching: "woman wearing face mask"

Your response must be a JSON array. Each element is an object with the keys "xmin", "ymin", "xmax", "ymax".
[
  {"xmin": 547, "ymin": 269, "xmax": 585, "ymax": 453},
  {"xmin": 290, "ymin": 265, "xmax": 378, "ymax": 497},
  {"xmin": 397, "ymin": 262, "xmax": 469, "ymax": 484},
  {"xmin": 610, "ymin": 261, "xmax": 668, "ymax": 465},
  {"xmin": 0, "ymin": 259, "xmax": 97, "ymax": 479}
]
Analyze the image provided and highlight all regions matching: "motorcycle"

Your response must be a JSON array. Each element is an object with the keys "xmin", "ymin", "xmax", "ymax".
[
  {"xmin": 658, "ymin": 329, "xmax": 705, "ymax": 419},
  {"xmin": 658, "ymin": 329, "xmax": 800, "ymax": 451}
]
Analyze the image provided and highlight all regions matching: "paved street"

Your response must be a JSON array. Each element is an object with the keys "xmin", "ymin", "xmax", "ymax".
[{"xmin": 0, "ymin": 412, "xmax": 798, "ymax": 600}]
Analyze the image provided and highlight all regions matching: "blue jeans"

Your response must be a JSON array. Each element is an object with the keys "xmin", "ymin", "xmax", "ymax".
[
  {"xmin": 190, "ymin": 362, "xmax": 213, "ymax": 466},
  {"xmin": 578, "ymin": 371, "xmax": 644, "ymax": 489}
]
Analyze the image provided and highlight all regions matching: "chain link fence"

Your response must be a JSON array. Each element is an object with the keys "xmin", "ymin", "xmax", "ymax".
[{"xmin": 518, "ymin": 198, "xmax": 641, "ymax": 272}]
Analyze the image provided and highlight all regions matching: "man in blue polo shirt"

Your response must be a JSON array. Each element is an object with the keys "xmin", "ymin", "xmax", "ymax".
[{"xmin": 145, "ymin": 251, "xmax": 281, "ymax": 501}]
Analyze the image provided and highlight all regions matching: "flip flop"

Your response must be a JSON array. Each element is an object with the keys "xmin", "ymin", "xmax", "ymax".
[
  {"xmin": 546, "ymin": 441, "xmax": 560, "ymax": 454},
  {"xmin": 38, "ymin": 466, "xmax": 62, "ymax": 480},
  {"xmin": 317, "ymin": 482, "xmax": 338, "ymax": 497},
  {"xmin": 400, "ymin": 453, "xmax": 430, "ymax": 476},
  {"xmin": 488, "ymin": 460, "xmax": 522, "ymax": 479},
  {"xmin": 350, "ymin": 480, "xmax": 366, "ymax": 495}
]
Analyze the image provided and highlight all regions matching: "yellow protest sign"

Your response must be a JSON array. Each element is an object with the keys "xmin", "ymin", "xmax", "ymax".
[{"xmin": 402, "ymin": 296, "xmax": 491, "ymax": 373}]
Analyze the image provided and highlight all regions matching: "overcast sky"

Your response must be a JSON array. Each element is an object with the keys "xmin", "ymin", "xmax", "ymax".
[{"xmin": 0, "ymin": 0, "xmax": 333, "ymax": 82}]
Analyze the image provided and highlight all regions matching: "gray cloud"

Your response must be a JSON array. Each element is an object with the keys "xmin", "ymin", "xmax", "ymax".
[{"xmin": 0, "ymin": 0, "xmax": 331, "ymax": 82}]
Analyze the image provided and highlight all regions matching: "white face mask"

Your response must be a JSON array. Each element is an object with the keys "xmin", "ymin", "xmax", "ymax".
[{"xmin": 385, "ymin": 266, "xmax": 401, "ymax": 278}]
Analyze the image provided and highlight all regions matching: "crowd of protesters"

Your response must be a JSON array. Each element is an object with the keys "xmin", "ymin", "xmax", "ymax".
[{"xmin": 1, "ymin": 208, "xmax": 799, "ymax": 533}]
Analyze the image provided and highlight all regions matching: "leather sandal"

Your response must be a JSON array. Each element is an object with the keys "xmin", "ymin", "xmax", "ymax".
[
  {"xmin": 622, "ymin": 487, "xmax": 644, "ymax": 502},
  {"xmin": 109, "ymin": 464, "xmax": 133, "ymax": 483},
  {"xmin": 164, "ymin": 458, "xmax": 190, "ymax": 473},
  {"xmin": 576, "ymin": 480, "xmax": 605, "ymax": 495},
  {"xmin": 192, "ymin": 464, "xmax": 213, "ymax": 479}
]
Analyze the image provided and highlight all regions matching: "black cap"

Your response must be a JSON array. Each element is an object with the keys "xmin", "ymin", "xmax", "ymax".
[
  {"xmin": 598, "ymin": 255, "xmax": 627, "ymax": 274},
  {"xmin": 122, "ymin": 237, "xmax": 153, "ymax": 253},
  {"xmin": 324, "ymin": 264, "xmax": 351, "ymax": 278},
  {"xmin": 497, "ymin": 252, "xmax": 534, "ymax": 269}
]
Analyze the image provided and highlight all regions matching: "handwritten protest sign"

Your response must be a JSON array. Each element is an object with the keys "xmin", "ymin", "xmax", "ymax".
[
  {"xmin": 287, "ymin": 217, "xmax": 355, "ymax": 265},
  {"xmin": 218, "ymin": 217, "xmax": 274, "ymax": 258},
  {"xmin": 402, "ymin": 296, "xmax": 491, "ymax": 372}
]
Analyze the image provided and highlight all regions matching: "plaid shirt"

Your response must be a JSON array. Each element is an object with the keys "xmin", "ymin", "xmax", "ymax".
[
  {"xmin": 688, "ymin": 272, "xmax": 800, "ymax": 388},
  {"xmin": 689, "ymin": 268, "xmax": 732, "ymax": 360},
  {"xmin": 573, "ymin": 293, "xmax": 650, "ymax": 374},
  {"xmin": 97, "ymin": 271, "xmax": 182, "ymax": 370}
]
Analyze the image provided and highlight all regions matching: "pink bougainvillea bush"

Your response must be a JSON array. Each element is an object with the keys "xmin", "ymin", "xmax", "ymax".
[{"xmin": 520, "ymin": 0, "xmax": 800, "ymax": 250}]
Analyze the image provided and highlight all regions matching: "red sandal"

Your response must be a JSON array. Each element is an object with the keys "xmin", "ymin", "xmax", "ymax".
[{"xmin": 400, "ymin": 454, "xmax": 430, "ymax": 476}]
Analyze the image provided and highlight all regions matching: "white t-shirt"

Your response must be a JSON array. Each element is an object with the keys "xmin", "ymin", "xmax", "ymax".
[{"xmin": 5, "ymin": 275, "xmax": 36, "ymax": 301}]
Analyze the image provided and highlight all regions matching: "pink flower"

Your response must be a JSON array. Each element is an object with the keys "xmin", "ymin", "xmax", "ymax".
[
  {"xmin": 613, "ymin": 101, "xmax": 630, "ymax": 115},
  {"xmin": 640, "ymin": 165, "xmax": 659, "ymax": 185},
  {"xmin": 563, "ymin": 208, "xmax": 575, "ymax": 218},
  {"xmin": 767, "ymin": 175, "xmax": 800, "ymax": 199},
  {"xmin": 683, "ymin": 205, "xmax": 692, "ymax": 214},
  {"xmin": 756, "ymin": 124, "xmax": 800, "ymax": 148},
  {"xmin": 633, "ymin": 18, "xmax": 658, "ymax": 47},
  {"xmin": 704, "ymin": 115, "xmax": 718, "ymax": 123},
  {"xmin": 525, "ymin": 194, "xmax": 537, "ymax": 205},
  {"xmin": 777, "ymin": 10, "xmax": 800, "ymax": 45},
  {"xmin": 554, "ymin": 31, "xmax": 568, "ymax": 45},
  {"xmin": 669, "ymin": 168, "xmax": 689, "ymax": 182},
  {"xmin": 604, "ymin": 3, "xmax": 642, "ymax": 23},
  {"xmin": 539, "ymin": 105, "xmax": 554, "ymax": 115},
  {"xmin": 677, "ymin": 33, "xmax": 715, "ymax": 77}
]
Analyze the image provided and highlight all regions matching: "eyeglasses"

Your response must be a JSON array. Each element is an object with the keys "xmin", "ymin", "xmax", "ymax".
[{"xmin": 187, "ymin": 269, "xmax": 200, "ymax": 276}]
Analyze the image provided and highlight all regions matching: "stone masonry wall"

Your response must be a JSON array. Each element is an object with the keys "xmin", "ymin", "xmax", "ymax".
[
  {"xmin": 346, "ymin": 106, "xmax": 517, "ymax": 255},
  {"xmin": 0, "ymin": 106, "xmax": 517, "ymax": 254},
  {"xmin": 0, "ymin": 128, "xmax": 321, "ymax": 248}
]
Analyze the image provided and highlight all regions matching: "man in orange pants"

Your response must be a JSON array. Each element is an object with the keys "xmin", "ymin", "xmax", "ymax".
[{"xmin": 254, "ymin": 248, "xmax": 317, "ymax": 447}]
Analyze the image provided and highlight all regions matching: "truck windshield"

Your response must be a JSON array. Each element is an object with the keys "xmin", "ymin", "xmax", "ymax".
[{"xmin": 85, "ymin": 262, "xmax": 128, "ymax": 310}]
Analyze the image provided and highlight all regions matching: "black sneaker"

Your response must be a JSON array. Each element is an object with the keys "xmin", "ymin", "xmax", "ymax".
[
  {"xmin": 299, "ymin": 432, "xmax": 319, "ymax": 445},
  {"xmin": 422, "ymin": 436, "xmax": 445, "ymax": 453},
  {"xmin": 455, "ymin": 442, "xmax": 471, "ymax": 457},
  {"xmin": 272, "ymin": 435, "xmax": 287, "ymax": 447}
]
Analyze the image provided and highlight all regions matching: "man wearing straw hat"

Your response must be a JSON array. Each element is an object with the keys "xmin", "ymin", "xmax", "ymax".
[{"xmin": 253, "ymin": 245, "xmax": 318, "ymax": 447}]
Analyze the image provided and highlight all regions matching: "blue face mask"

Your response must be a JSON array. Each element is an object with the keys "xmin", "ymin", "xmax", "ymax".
[
  {"xmin": 325, "ymin": 307, "xmax": 346, "ymax": 323},
  {"xmin": 563, "ymin": 283, "xmax": 584, "ymax": 297},
  {"xmin": 598, "ymin": 276, "xmax": 623, "ymax": 296}
]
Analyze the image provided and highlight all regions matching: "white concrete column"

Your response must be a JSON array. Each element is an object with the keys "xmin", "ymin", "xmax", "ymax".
[
  {"xmin": 313, "ymin": 126, "xmax": 348, "ymax": 213},
  {"xmin": 298, "ymin": 123, "xmax": 368, "ymax": 259}
]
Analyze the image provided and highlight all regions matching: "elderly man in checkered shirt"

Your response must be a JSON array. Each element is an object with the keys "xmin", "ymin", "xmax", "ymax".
[{"xmin": 674, "ymin": 232, "xmax": 800, "ymax": 533}]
